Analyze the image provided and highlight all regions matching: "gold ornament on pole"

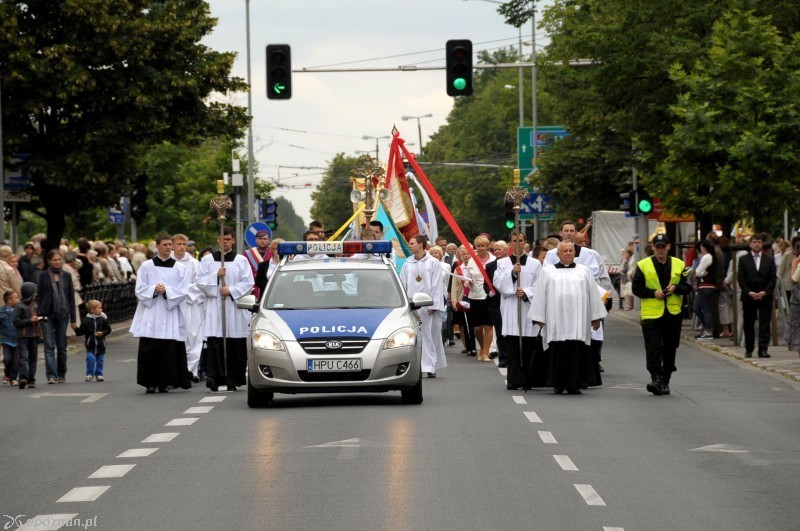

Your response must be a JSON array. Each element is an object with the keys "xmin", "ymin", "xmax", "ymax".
[
  {"xmin": 505, "ymin": 182, "xmax": 530, "ymax": 374},
  {"xmin": 210, "ymin": 179, "xmax": 232, "ymax": 374},
  {"xmin": 350, "ymin": 154, "xmax": 385, "ymax": 226}
]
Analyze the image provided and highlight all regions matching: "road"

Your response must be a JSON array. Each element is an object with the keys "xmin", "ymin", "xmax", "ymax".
[{"xmin": 2, "ymin": 315, "xmax": 799, "ymax": 531}]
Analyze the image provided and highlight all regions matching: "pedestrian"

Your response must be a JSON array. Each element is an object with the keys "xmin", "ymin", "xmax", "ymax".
[
  {"xmin": 0, "ymin": 246, "xmax": 22, "ymax": 299},
  {"xmin": 785, "ymin": 245, "xmax": 800, "ymax": 358},
  {"xmin": 528, "ymin": 241, "xmax": 606, "ymax": 394},
  {"xmin": 495, "ymin": 231, "xmax": 544, "ymax": 389},
  {"xmin": 484, "ymin": 241, "xmax": 509, "ymax": 367},
  {"xmin": 631, "ymin": 234, "xmax": 692, "ymax": 395},
  {"xmin": 693, "ymin": 239, "xmax": 718, "ymax": 339},
  {"xmin": 450, "ymin": 246, "xmax": 476, "ymax": 357},
  {"xmin": 737, "ymin": 232, "xmax": 777, "ymax": 358},
  {"xmin": 74, "ymin": 299, "xmax": 111, "ymax": 382},
  {"xmin": 464, "ymin": 234, "xmax": 496, "ymax": 362},
  {"xmin": 172, "ymin": 234, "xmax": 205, "ymax": 382},
  {"xmin": 130, "ymin": 234, "xmax": 191, "ymax": 394},
  {"xmin": 400, "ymin": 234, "xmax": 447, "ymax": 378},
  {"xmin": 243, "ymin": 229, "xmax": 271, "ymax": 300},
  {"xmin": 197, "ymin": 226, "xmax": 254, "ymax": 392},
  {"xmin": 427, "ymin": 245, "xmax": 451, "ymax": 346},
  {"xmin": 1, "ymin": 291, "xmax": 20, "ymax": 386},
  {"xmin": 13, "ymin": 282, "xmax": 42, "ymax": 389},
  {"xmin": 254, "ymin": 238, "xmax": 284, "ymax": 302},
  {"xmin": 37, "ymin": 249, "xmax": 78, "ymax": 384}
]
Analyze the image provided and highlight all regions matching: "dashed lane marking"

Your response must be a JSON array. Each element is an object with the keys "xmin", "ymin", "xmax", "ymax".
[
  {"xmin": 554, "ymin": 455, "xmax": 578, "ymax": 471},
  {"xmin": 141, "ymin": 432, "xmax": 179, "ymax": 443},
  {"xmin": 603, "ymin": 527, "xmax": 625, "ymax": 531},
  {"xmin": 538, "ymin": 431, "xmax": 557, "ymax": 444},
  {"xmin": 498, "ymin": 367, "xmax": 508, "ymax": 376},
  {"xmin": 199, "ymin": 396, "xmax": 227, "ymax": 403},
  {"xmin": 512, "ymin": 395, "xmax": 527, "ymax": 405},
  {"xmin": 523, "ymin": 411, "xmax": 542, "ymax": 423},
  {"xmin": 17, "ymin": 514, "xmax": 78, "ymax": 531},
  {"xmin": 184, "ymin": 406, "xmax": 214, "ymax": 414},
  {"xmin": 165, "ymin": 417, "xmax": 199, "ymax": 426},
  {"xmin": 88, "ymin": 464, "xmax": 136, "ymax": 479},
  {"xmin": 575, "ymin": 484, "xmax": 606, "ymax": 506},
  {"xmin": 116, "ymin": 448, "xmax": 158, "ymax": 458},
  {"xmin": 56, "ymin": 486, "xmax": 110, "ymax": 503}
]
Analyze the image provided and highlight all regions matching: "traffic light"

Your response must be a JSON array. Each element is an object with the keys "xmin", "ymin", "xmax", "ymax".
[
  {"xmin": 619, "ymin": 188, "xmax": 636, "ymax": 216},
  {"xmin": 266, "ymin": 44, "xmax": 291, "ymax": 100},
  {"xmin": 504, "ymin": 199, "xmax": 516, "ymax": 230},
  {"xmin": 131, "ymin": 173, "xmax": 149, "ymax": 223},
  {"xmin": 637, "ymin": 187, "xmax": 653, "ymax": 215},
  {"xmin": 263, "ymin": 196, "xmax": 278, "ymax": 230},
  {"xmin": 446, "ymin": 39, "xmax": 473, "ymax": 96}
]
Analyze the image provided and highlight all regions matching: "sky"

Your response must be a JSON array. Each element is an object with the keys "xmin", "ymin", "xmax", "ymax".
[{"xmin": 203, "ymin": 0, "xmax": 542, "ymax": 226}]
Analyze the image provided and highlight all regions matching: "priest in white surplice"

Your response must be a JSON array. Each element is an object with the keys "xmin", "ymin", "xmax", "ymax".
[
  {"xmin": 172, "ymin": 233, "xmax": 205, "ymax": 382},
  {"xmin": 198, "ymin": 226, "xmax": 254, "ymax": 392},
  {"xmin": 130, "ymin": 234, "xmax": 191, "ymax": 394},
  {"xmin": 399, "ymin": 234, "xmax": 446, "ymax": 378},
  {"xmin": 495, "ymin": 231, "xmax": 544, "ymax": 390},
  {"xmin": 528, "ymin": 241, "xmax": 607, "ymax": 394}
]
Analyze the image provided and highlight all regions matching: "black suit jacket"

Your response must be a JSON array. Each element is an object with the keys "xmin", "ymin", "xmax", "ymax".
[
  {"xmin": 484, "ymin": 260, "xmax": 501, "ymax": 308},
  {"xmin": 737, "ymin": 252, "xmax": 776, "ymax": 301}
]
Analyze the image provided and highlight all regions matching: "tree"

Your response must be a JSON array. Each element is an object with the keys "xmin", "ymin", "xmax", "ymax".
[
  {"xmin": 0, "ymin": 1, "xmax": 248, "ymax": 250},
  {"xmin": 656, "ymin": 9, "xmax": 800, "ymax": 233}
]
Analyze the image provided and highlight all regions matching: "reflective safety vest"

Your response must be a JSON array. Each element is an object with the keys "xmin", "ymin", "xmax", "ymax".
[{"xmin": 638, "ymin": 256, "xmax": 684, "ymax": 320}]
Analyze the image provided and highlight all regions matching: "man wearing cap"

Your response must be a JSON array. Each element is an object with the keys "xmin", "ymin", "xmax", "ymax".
[
  {"xmin": 243, "ymin": 230, "xmax": 271, "ymax": 300},
  {"xmin": 632, "ymin": 234, "xmax": 692, "ymax": 395}
]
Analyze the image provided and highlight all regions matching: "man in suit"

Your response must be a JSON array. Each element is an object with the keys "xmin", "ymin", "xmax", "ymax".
[{"xmin": 737, "ymin": 233, "xmax": 777, "ymax": 358}]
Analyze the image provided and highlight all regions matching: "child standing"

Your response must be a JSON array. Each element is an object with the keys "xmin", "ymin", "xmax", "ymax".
[
  {"xmin": 75, "ymin": 300, "xmax": 111, "ymax": 382},
  {"xmin": 1, "ymin": 291, "xmax": 20, "ymax": 386},
  {"xmin": 13, "ymin": 282, "xmax": 42, "ymax": 389}
]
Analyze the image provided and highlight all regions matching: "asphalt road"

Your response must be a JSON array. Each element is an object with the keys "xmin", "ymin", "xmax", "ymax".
[{"xmin": 2, "ymin": 316, "xmax": 799, "ymax": 531}]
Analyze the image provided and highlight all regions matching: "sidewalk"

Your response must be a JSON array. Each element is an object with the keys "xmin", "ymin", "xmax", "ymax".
[{"xmin": 609, "ymin": 308, "xmax": 800, "ymax": 384}]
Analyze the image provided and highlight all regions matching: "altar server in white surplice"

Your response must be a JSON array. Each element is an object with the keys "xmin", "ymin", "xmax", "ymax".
[
  {"xmin": 172, "ymin": 233, "xmax": 205, "ymax": 381},
  {"xmin": 198, "ymin": 226, "xmax": 254, "ymax": 392},
  {"xmin": 495, "ymin": 231, "xmax": 544, "ymax": 390},
  {"xmin": 400, "ymin": 234, "xmax": 446, "ymax": 378},
  {"xmin": 528, "ymin": 241, "xmax": 606, "ymax": 395},
  {"xmin": 130, "ymin": 234, "xmax": 191, "ymax": 394}
]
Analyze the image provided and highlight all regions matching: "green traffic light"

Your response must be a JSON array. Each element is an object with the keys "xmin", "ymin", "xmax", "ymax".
[
  {"xmin": 638, "ymin": 199, "xmax": 653, "ymax": 214},
  {"xmin": 273, "ymin": 82, "xmax": 285, "ymax": 94},
  {"xmin": 505, "ymin": 219, "xmax": 516, "ymax": 230},
  {"xmin": 453, "ymin": 78, "xmax": 467, "ymax": 91}
]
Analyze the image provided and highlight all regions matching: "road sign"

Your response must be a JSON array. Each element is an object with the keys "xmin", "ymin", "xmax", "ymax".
[
  {"xmin": 517, "ymin": 126, "xmax": 568, "ymax": 183},
  {"xmin": 108, "ymin": 197, "xmax": 127, "ymax": 224},
  {"xmin": 519, "ymin": 192, "xmax": 554, "ymax": 220},
  {"xmin": 3, "ymin": 190, "xmax": 31, "ymax": 202},
  {"xmin": 245, "ymin": 222, "xmax": 272, "ymax": 248},
  {"xmin": 3, "ymin": 154, "xmax": 31, "ymax": 190}
]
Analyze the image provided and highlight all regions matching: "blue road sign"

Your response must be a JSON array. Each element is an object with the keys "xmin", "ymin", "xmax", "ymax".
[
  {"xmin": 519, "ymin": 192, "xmax": 554, "ymax": 220},
  {"xmin": 245, "ymin": 222, "xmax": 272, "ymax": 248},
  {"xmin": 108, "ymin": 211, "xmax": 125, "ymax": 224}
]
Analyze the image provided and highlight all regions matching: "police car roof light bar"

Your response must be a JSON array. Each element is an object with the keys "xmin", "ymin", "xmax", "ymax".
[{"xmin": 277, "ymin": 240, "xmax": 393, "ymax": 258}]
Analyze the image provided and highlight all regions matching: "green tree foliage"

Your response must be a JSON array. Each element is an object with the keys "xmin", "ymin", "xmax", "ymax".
[
  {"xmin": 0, "ymin": 0, "xmax": 248, "ymax": 249},
  {"xmin": 270, "ymin": 197, "xmax": 306, "ymax": 242},
  {"xmin": 656, "ymin": 9, "xmax": 800, "ymax": 232}
]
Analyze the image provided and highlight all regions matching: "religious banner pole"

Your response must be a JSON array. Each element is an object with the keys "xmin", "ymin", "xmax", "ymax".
[
  {"xmin": 506, "ymin": 174, "xmax": 530, "ymax": 370},
  {"xmin": 210, "ymin": 180, "xmax": 232, "ymax": 376}
]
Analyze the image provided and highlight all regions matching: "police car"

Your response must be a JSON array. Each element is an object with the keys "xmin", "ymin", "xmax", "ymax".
[{"xmin": 236, "ymin": 240, "xmax": 432, "ymax": 407}]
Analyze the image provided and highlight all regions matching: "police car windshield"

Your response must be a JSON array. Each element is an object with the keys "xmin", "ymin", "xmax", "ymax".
[{"xmin": 265, "ymin": 269, "xmax": 404, "ymax": 310}]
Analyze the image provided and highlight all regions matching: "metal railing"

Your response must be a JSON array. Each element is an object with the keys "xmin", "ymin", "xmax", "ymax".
[{"xmin": 81, "ymin": 282, "xmax": 137, "ymax": 324}]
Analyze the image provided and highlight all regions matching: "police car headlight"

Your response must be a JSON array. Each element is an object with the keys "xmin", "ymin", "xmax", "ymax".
[
  {"xmin": 253, "ymin": 330, "xmax": 285, "ymax": 351},
  {"xmin": 384, "ymin": 327, "xmax": 416, "ymax": 349}
]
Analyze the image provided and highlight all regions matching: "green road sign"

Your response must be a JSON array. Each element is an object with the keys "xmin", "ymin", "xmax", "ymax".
[{"xmin": 517, "ymin": 126, "xmax": 568, "ymax": 187}]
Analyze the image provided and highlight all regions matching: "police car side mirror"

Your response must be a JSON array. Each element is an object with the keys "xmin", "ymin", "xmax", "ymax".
[
  {"xmin": 409, "ymin": 292, "xmax": 434, "ymax": 310},
  {"xmin": 237, "ymin": 294, "xmax": 259, "ymax": 312}
]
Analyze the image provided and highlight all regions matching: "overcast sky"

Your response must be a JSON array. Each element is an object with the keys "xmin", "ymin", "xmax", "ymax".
[{"xmin": 204, "ymin": 0, "xmax": 542, "ymax": 225}]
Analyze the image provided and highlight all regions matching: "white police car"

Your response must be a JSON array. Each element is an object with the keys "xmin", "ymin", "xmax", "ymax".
[{"xmin": 237, "ymin": 240, "xmax": 432, "ymax": 407}]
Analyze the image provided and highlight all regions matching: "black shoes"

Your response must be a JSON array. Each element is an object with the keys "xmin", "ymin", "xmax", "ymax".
[
  {"xmin": 506, "ymin": 385, "xmax": 518, "ymax": 390},
  {"xmin": 205, "ymin": 378, "xmax": 219, "ymax": 392},
  {"xmin": 662, "ymin": 383, "xmax": 671, "ymax": 395},
  {"xmin": 145, "ymin": 387, "xmax": 155, "ymax": 394},
  {"xmin": 566, "ymin": 388, "xmax": 582, "ymax": 395},
  {"xmin": 460, "ymin": 349, "xmax": 468, "ymax": 354},
  {"xmin": 744, "ymin": 351, "xmax": 753, "ymax": 358},
  {"xmin": 758, "ymin": 351, "xmax": 771, "ymax": 358},
  {"xmin": 448, "ymin": 340, "xmax": 456, "ymax": 346},
  {"xmin": 554, "ymin": 387, "xmax": 564, "ymax": 394},
  {"xmin": 498, "ymin": 362, "xmax": 508, "ymax": 368},
  {"xmin": 467, "ymin": 350, "xmax": 477, "ymax": 357},
  {"xmin": 227, "ymin": 385, "xmax": 237, "ymax": 391},
  {"xmin": 646, "ymin": 378, "xmax": 663, "ymax": 396},
  {"xmin": 426, "ymin": 372, "xmax": 436, "ymax": 378},
  {"xmin": 489, "ymin": 351, "xmax": 499, "ymax": 360},
  {"xmin": 158, "ymin": 386, "xmax": 168, "ymax": 393},
  {"xmin": 598, "ymin": 363, "xmax": 605, "ymax": 373}
]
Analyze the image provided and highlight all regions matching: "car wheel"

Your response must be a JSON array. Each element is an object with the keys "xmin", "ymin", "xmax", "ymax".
[
  {"xmin": 247, "ymin": 377, "xmax": 273, "ymax": 408},
  {"xmin": 401, "ymin": 375, "xmax": 423, "ymax": 405}
]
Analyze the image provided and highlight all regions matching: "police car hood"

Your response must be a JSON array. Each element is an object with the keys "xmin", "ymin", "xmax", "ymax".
[{"xmin": 265, "ymin": 307, "xmax": 409, "ymax": 341}]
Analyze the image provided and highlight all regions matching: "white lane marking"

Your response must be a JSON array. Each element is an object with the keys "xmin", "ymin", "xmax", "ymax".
[
  {"xmin": 512, "ymin": 395, "xmax": 527, "ymax": 405},
  {"xmin": 28, "ymin": 392, "xmax": 108, "ymax": 403},
  {"xmin": 184, "ymin": 406, "xmax": 214, "ymax": 414},
  {"xmin": 119, "ymin": 358, "xmax": 137, "ymax": 363},
  {"xmin": 575, "ymin": 484, "xmax": 606, "ymax": 506},
  {"xmin": 141, "ymin": 432, "xmax": 179, "ymax": 443},
  {"xmin": 498, "ymin": 367, "xmax": 508, "ymax": 376},
  {"xmin": 165, "ymin": 418, "xmax": 199, "ymax": 426},
  {"xmin": 89, "ymin": 464, "xmax": 136, "ymax": 479},
  {"xmin": 57, "ymin": 486, "xmax": 110, "ymax": 503},
  {"xmin": 689, "ymin": 444, "xmax": 747, "ymax": 453},
  {"xmin": 17, "ymin": 514, "xmax": 78, "ymax": 531},
  {"xmin": 523, "ymin": 411, "xmax": 542, "ymax": 423},
  {"xmin": 603, "ymin": 527, "xmax": 625, "ymax": 531},
  {"xmin": 554, "ymin": 455, "xmax": 578, "ymax": 471},
  {"xmin": 117, "ymin": 448, "xmax": 158, "ymax": 458},
  {"xmin": 538, "ymin": 431, "xmax": 557, "ymax": 444},
  {"xmin": 200, "ymin": 396, "xmax": 226, "ymax": 403},
  {"xmin": 307, "ymin": 438, "xmax": 360, "ymax": 448}
]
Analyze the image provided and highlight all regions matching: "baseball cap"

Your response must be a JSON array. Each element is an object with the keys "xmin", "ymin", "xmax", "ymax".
[
  {"xmin": 652, "ymin": 234, "xmax": 670, "ymax": 246},
  {"xmin": 255, "ymin": 230, "xmax": 269, "ymax": 238}
]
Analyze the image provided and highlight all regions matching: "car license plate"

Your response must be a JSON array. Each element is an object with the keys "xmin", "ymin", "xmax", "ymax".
[{"xmin": 307, "ymin": 358, "xmax": 362, "ymax": 372}]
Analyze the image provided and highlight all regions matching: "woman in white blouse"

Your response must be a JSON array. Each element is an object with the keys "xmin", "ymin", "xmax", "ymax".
[{"xmin": 465, "ymin": 235, "xmax": 496, "ymax": 362}]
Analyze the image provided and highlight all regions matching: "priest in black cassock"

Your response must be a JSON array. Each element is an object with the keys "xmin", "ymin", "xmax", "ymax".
[
  {"xmin": 130, "ymin": 234, "xmax": 191, "ymax": 394},
  {"xmin": 528, "ymin": 241, "xmax": 606, "ymax": 395}
]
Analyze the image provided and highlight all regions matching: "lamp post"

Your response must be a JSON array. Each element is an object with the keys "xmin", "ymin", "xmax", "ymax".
[
  {"xmin": 362, "ymin": 135, "xmax": 390, "ymax": 163},
  {"xmin": 401, "ymin": 114, "xmax": 432, "ymax": 152},
  {"xmin": 245, "ymin": 0, "xmax": 256, "ymax": 223}
]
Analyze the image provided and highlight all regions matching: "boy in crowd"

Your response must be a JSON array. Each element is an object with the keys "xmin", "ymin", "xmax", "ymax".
[
  {"xmin": 13, "ymin": 282, "xmax": 42, "ymax": 389},
  {"xmin": 1, "ymin": 291, "xmax": 19, "ymax": 385},
  {"xmin": 75, "ymin": 300, "xmax": 112, "ymax": 382}
]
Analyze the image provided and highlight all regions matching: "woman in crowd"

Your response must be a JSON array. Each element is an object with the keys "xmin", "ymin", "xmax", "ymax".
[
  {"xmin": 784, "ymin": 235, "xmax": 800, "ymax": 357},
  {"xmin": 464, "ymin": 235, "xmax": 496, "ymax": 362},
  {"xmin": 450, "ymin": 245, "xmax": 476, "ymax": 357},
  {"xmin": 693, "ymin": 240, "xmax": 717, "ymax": 340}
]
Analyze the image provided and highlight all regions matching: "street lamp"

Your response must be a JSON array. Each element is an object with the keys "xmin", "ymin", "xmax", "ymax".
[
  {"xmin": 362, "ymin": 135, "xmax": 390, "ymax": 163},
  {"xmin": 401, "ymin": 114, "xmax": 433, "ymax": 152}
]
